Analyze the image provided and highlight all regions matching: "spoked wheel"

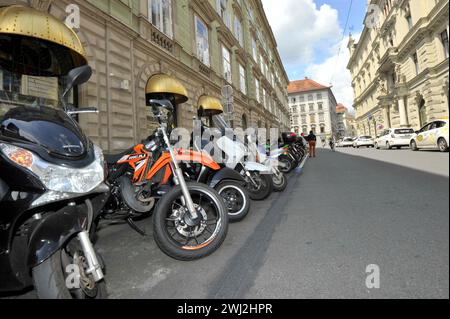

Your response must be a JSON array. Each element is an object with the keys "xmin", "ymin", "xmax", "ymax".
[
  {"xmin": 32, "ymin": 237, "xmax": 107, "ymax": 299},
  {"xmin": 153, "ymin": 183, "xmax": 228, "ymax": 261},
  {"xmin": 245, "ymin": 171, "xmax": 273, "ymax": 201},
  {"xmin": 216, "ymin": 181, "xmax": 250, "ymax": 223}
]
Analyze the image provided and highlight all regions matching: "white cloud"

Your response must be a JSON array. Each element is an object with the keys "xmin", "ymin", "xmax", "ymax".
[
  {"xmin": 262, "ymin": 0, "xmax": 342, "ymax": 67},
  {"xmin": 305, "ymin": 34, "xmax": 361, "ymax": 112}
]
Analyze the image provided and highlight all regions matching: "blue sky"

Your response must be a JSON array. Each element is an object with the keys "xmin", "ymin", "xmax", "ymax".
[{"xmin": 262, "ymin": 0, "xmax": 368, "ymax": 108}]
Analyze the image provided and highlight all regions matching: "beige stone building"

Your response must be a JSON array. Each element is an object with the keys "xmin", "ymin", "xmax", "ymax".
[
  {"xmin": 0, "ymin": 0, "xmax": 289, "ymax": 152},
  {"xmin": 336, "ymin": 104, "xmax": 357, "ymax": 138},
  {"xmin": 347, "ymin": 0, "xmax": 449, "ymax": 137}
]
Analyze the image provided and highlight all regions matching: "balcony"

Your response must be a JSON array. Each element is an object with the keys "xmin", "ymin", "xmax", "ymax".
[{"xmin": 150, "ymin": 25, "xmax": 174, "ymax": 53}]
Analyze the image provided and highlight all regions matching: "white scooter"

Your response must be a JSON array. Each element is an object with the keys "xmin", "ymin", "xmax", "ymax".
[{"xmin": 195, "ymin": 115, "xmax": 273, "ymax": 201}]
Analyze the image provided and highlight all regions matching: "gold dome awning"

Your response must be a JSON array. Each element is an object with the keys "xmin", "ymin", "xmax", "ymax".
[
  {"xmin": 145, "ymin": 74, "xmax": 188, "ymax": 104},
  {"xmin": 0, "ymin": 5, "xmax": 87, "ymax": 75},
  {"xmin": 197, "ymin": 95, "xmax": 224, "ymax": 116}
]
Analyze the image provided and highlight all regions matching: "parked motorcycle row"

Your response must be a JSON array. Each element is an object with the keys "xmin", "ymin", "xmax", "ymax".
[{"xmin": 0, "ymin": 5, "xmax": 308, "ymax": 298}]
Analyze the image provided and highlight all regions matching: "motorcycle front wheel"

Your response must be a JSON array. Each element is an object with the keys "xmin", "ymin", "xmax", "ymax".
[
  {"xmin": 215, "ymin": 181, "xmax": 251, "ymax": 223},
  {"xmin": 272, "ymin": 172, "xmax": 288, "ymax": 192},
  {"xmin": 32, "ymin": 238, "xmax": 107, "ymax": 299},
  {"xmin": 245, "ymin": 171, "xmax": 273, "ymax": 201},
  {"xmin": 153, "ymin": 182, "xmax": 229, "ymax": 261}
]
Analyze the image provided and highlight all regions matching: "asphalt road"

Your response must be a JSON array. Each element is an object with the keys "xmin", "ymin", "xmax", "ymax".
[{"xmin": 5, "ymin": 147, "xmax": 449, "ymax": 299}]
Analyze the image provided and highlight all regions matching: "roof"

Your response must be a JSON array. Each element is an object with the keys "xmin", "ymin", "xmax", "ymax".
[
  {"xmin": 288, "ymin": 77, "xmax": 330, "ymax": 94},
  {"xmin": 336, "ymin": 103, "xmax": 348, "ymax": 113}
]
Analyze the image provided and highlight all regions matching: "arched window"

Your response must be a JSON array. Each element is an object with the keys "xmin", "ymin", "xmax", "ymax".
[{"xmin": 242, "ymin": 114, "xmax": 247, "ymax": 130}]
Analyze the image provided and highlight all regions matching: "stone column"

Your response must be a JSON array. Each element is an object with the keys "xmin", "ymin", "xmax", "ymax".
[
  {"xmin": 382, "ymin": 106, "xmax": 391, "ymax": 128},
  {"xmin": 398, "ymin": 96, "xmax": 409, "ymax": 127}
]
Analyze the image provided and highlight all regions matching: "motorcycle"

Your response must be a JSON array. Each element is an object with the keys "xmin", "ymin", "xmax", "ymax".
[
  {"xmin": 100, "ymin": 99, "xmax": 229, "ymax": 261},
  {"xmin": 0, "ymin": 5, "xmax": 107, "ymax": 298},
  {"xmin": 196, "ymin": 98, "xmax": 273, "ymax": 201}
]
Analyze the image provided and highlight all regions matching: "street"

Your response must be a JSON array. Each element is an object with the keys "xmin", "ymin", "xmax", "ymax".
[{"xmin": 89, "ymin": 148, "xmax": 448, "ymax": 299}]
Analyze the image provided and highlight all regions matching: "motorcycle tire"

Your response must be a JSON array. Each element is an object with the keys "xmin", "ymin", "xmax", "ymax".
[
  {"xmin": 246, "ymin": 171, "xmax": 273, "ymax": 201},
  {"xmin": 272, "ymin": 172, "xmax": 288, "ymax": 192},
  {"xmin": 279, "ymin": 157, "xmax": 295, "ymax": 174},
  {"xmin": 32, "ymin": 244, "xmax": 107, "ymax": 299},
  {"xmin": 215, "ymin": 181, "xmax": 251, "ymax": 223},
  {"xmin": 153, "ymin": 182, "xmax": 228, "ymax": 261}
]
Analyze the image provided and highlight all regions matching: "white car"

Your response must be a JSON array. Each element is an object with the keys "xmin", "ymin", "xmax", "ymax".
[
  {"xmin": 410, "ymin": 119, "xmax": 449, "ymax": 152},
  {"xmin": 353, "ymin": 136, "xmax": 375, "ymax": 148},
  {"xmin": 340, "ymin": 137, "xmax": 355, "ymax": 147},
  {"xmin": 375, "ymin": 128, "xmax": 415, "ymax": 150}
]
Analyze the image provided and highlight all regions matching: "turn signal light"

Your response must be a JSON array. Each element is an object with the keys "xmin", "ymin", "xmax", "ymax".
[{"xmin": 9, "ymin": 149, "xmax": 34, "ymax": 168}]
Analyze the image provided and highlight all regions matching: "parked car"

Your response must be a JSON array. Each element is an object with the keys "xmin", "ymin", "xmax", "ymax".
[
  {"xmin": 375, "ymin": 128, "xmax": 415, "ymax": 149},
  {"xmin": 340, "ymin": 137, "xmax": 356, "ymax": 148},
  {"xmin": 410, "ymin": 119, "xmax": 449, "ymax": 152},
  {"xmin": 353, "ymin": 136, "xmax": 375, "ymax": 148}
]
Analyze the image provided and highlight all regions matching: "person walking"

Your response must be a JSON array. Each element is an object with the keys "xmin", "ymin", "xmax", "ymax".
[{"xmin": 306, "ymin": 131, "xmax": 317, "ymax": 158}]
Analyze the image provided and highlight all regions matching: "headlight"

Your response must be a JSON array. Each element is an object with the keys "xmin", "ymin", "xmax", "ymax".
[{"xmin": 0, "ymin": 143, "xmax": 105, "ymax": 194}]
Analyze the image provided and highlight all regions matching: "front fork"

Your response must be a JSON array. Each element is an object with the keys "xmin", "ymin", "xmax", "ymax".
[{"xmin": 77, "ymin": 231, "xmax": 104, "ymax": 282}]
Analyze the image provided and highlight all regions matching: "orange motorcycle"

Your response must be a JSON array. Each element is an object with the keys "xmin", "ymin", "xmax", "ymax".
[{"xmin": 99, "ymin": 100, "xmax": 229, "ymax": 261}]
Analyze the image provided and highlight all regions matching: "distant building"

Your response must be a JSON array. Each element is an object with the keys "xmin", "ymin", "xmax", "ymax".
[
  {"xmin": 348, "ymin": 0, "xmax": 449, "ymax": 137},
  {"xmin": 288, "ymin": 77, "xmax": 338, "ymax": 140},
  {"xmin": 336, "ymin": 104, "xmax": 357, "ymax": 138}
]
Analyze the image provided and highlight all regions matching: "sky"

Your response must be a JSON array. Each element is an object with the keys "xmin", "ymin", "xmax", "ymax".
[{"xmin": 262, "ymin": 0, "xmax": 368, "ymax": 110}]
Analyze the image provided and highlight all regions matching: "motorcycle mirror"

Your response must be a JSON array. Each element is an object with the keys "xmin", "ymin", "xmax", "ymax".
[{"xmin": 62, "ymin": 65, "xmax": 93, "ymax": 100}]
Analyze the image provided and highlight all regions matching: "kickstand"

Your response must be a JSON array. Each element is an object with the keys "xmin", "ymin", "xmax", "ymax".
[{"xmin": 126, "ymin": 217, "xmax": 147, "ymax": 236}]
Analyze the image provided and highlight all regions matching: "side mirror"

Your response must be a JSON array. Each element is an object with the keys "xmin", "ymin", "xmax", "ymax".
[{"xmin": 62, "ymin": 65, "xmax": 93, "ymax": 100}]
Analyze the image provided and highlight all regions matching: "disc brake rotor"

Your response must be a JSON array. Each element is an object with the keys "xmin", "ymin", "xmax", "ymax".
[{"xmin": 171, "ymin": 204, "xmax": 208, "ymax": 237}]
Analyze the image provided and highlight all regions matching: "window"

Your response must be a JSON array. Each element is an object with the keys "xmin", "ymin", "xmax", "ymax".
[
  {"xmin": 251, "ymin": 37, "xmax": 257, "ymax": 61},
  {"xmin": 255, "ymin": 78, "xmax": 260, "ymax": 103},
  {"xmin": 195, "ymin": 16, "xmax": 210, "ymax": 66},
  {"xmin": 317, "ymin": 93, "xmax": 322, "ymax": 100},
  {"xmin": 319, "ymin": 113, "xmax": 325, "ymax": 122},
  {"xmin": 300, "ymin": 105, "xmax": 306, "ymax": 113},
  {"xmin": 310, "ymin": 114, "xmax": 316, "ymax": 124},
  {"xmin": 320, "ymin": 126, "xmax": 325, "ymax": 134},
  {"xmin": 291, "ymin": 98, "xmax": 296, "ymax": 104},
  {"xmin": 239, "ymin": 64, "xmax": 246, "ymax": 94},
  {"xmin": 308, "ymin": 94, "xmax": 313, "ymax": 101},
  {"xmin": 234, "ymin": 16, "xmax": 243, "ymax": 46},
  {"xmin": 309, "ymin": 104, "xmax": 314, "ymax": 112},
  {"xmin": 216, "ymin": 0, "xmax": 231, "ymax": 28},
  {"xmin": 263, "ymin": 88, "xmax": 267, "ymax": 108},
  {"xmin": 441, "ymin": 30, "xmax": 449, "ymax": 59},
  {"xmin": 222, "ymin": 45, "xmax": 232, "ymax": 83},
  {"xmin": 318, "ymin": 103, "xmax": 323, "ymax": 111},
  {"xmin": 406, "ymin": 14, "xmax": 413, "ymax": 30},
  {"xmin": 299, "ymin": 96, "xmax": 305, "ymax": 102},
  {"xmin": 149, "ymin": 0, "xmax": 173, "ymax": 38},
  {"xmin": 291, "ymin": 106, "xmax": 297, "ymax": 114},
  {"xmin": 412, "ymin": 52, "xmax": 420, "ymax": 75},
  {"xmin": 301, "ymin": 115, "xmax": 307, "ymax": 124}
]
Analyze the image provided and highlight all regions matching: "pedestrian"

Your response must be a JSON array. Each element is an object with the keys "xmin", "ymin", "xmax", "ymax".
[{"xmin": 306, "ymin": 131, "xmax": 317, "ymax": 157}]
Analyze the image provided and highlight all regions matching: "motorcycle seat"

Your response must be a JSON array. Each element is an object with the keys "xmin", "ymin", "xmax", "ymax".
[{"xmin": 104, "ymin": 148, "xmax": 134, "ymax": 165}]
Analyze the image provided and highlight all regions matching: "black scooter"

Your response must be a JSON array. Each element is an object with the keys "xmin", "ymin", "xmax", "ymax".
[{"xmin": 0, "ymin": 65, "xmax": 109, "ymax": 299}]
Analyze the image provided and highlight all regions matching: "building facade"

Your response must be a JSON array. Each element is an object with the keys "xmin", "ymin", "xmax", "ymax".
[
  {"xmin": 336, "ymin": 104, "xmax": 357, "ymax": 138},
  {"xmin": 348, "ymin": 0, "xmax": 449, "ymax": 137},
  {"xmin": 288, "ymin": 78, "xmax": 338, "ymax": 140},
  {"xmin": 0, "ymin": 0, "xmax": 290, "ymax": 152}
]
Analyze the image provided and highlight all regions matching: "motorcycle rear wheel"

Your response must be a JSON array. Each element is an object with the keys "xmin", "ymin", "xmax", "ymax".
[{"xmin": 153, "ymin": 182, "xmax": 228, "ymax": 261}]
